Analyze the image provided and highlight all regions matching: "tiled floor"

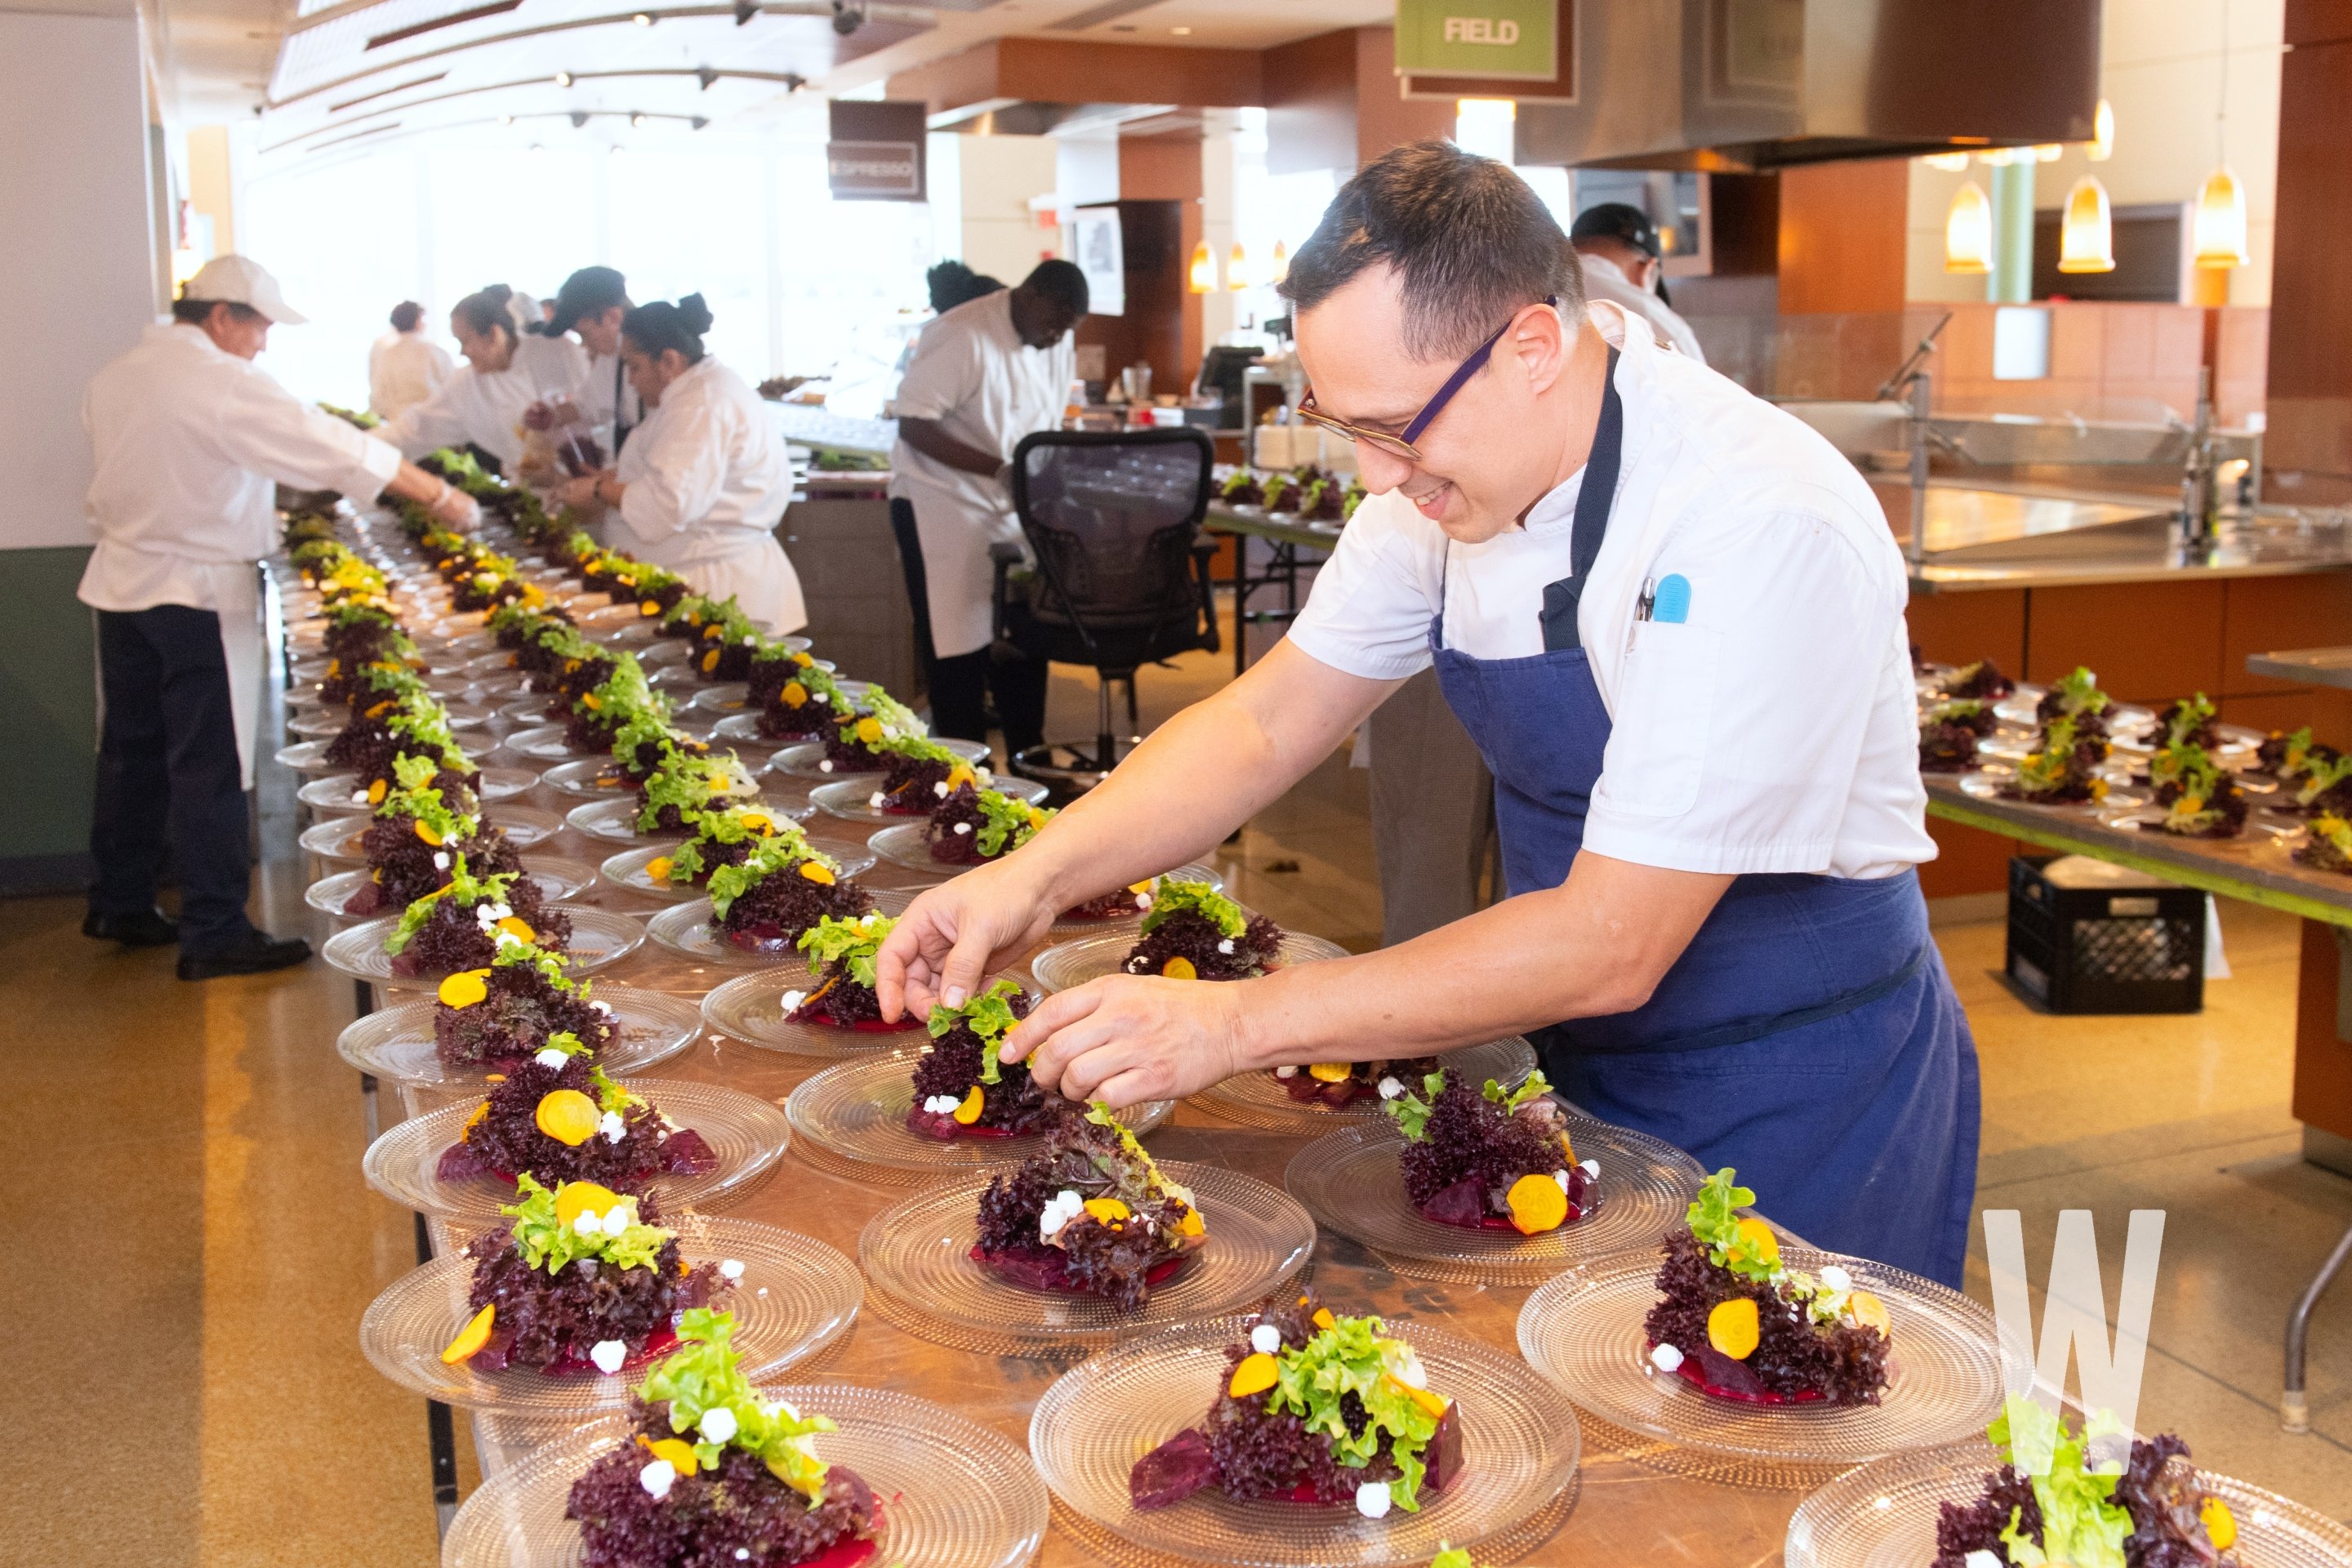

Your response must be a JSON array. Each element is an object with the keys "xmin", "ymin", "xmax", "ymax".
[{"xmin": 9, "ymin": 624, "xmax": 2350, "ymax": 1564}]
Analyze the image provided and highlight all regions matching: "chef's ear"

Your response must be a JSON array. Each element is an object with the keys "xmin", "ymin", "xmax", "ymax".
[{"xmin": 1508, "ymin": 299, "xmax": 1570, "ymax": 399}]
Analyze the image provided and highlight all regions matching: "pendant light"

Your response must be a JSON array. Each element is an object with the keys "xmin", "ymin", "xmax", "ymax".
[
  {"xmin": 1269, "ymin": 240, "xmax": 1290, "ymax": 285},
  {"xmin": 2087, "ymin": 98, "xmax": 2115, "ymax": 162},
  {"xmin": 1227, "ymin": 242, "xmax": 1250, "ymax": 291},
  {"xmin": 1187, "ymin": 240, "xmax": 1215, "ymax": 293},
  {"xmin": 2194, "ymin": 2, "xmax": 2248, "ymax": 268},
  {"xmin": 1944, "ymin": 180, "xmax": 1993, "ymax": 274},
  {"xmin": 2057, "ymin": 176, "xmax": 2115, "ymax": 273}
]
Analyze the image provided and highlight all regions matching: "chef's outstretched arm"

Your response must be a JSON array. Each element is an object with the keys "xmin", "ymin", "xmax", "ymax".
[
  {"xmin": 874, "ymin": 638, "xmax": 1401, "ymax": 1018},
  {"xmin": 998, "ymin": 851, "xmax": 1731, "ymax": 1108}
]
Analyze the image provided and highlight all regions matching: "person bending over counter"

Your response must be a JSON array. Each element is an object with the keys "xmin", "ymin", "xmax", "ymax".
[{"xmin": 381, "ymin": 283, "xmax": 585, "ymax": 472}]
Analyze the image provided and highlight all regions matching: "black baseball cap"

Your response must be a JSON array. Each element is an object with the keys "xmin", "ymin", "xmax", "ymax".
[
  {"xmin": 548, "ymin": 265, "xmax": 629, "ymax": 335},
  {"xmin": 1569, "ymin": 203, "xmax": 1662, "ymax": 259}
]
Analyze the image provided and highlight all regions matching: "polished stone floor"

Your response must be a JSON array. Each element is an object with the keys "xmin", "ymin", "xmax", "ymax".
[{"xmin": 7, "ymin": 628, "xmax": 2348, "ymax": 1565}]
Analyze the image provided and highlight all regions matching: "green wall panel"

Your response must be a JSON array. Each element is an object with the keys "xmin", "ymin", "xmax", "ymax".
[{"xmin": 0, "ymin": 546, "xmax": 96, "ymax": 873}]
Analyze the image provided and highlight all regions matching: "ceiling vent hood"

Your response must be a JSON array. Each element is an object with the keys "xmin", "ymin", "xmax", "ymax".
[{"xmin": 1512, "ymin": 0, "xmax": 2101, "ymax": 172}]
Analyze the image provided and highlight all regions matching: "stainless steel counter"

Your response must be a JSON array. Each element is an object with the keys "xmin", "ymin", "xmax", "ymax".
[
  {"xmin": 2247, "ymin": 647, "xmax": 2352, "ymax": 690},
  {"xmin": 1886, "ymin": 487, "xmax": 2352, "ymax": 593}
]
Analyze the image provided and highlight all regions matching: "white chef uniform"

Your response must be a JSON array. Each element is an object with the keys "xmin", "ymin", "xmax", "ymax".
[
  {"xmin": 888, "ymin": 290, "xmax": 1075, "ymax": 658},
  {"xmin": 1287, "ymin": 303, "xmax": 1930, "ymax": 880},
  {"xmin": 1575, "ymin": 252, "xmax": 1708, "ymax": 366},
  {"xmin": 80, "ymin": 321, "xmax": 402, "ymax": 786},
  {"xmin": 381, "ymin": 332, "xmax": 586, "ymax": 470},
  {"xmin": 577, "ymin": 347, "xmax": 644, "ymax": 461},
  {"xmin": 612, "ymin": 355, "xmax": 806, "ymax": 635},
  {"xmin": 368, "ymin": 331, "xmax": 455, "ymax": 420}
]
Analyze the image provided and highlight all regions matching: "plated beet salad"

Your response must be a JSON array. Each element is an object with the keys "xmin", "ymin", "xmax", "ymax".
[
  {"xmin": 565, "ymin": 1310, "xmax": 878, "ymax": 1568},
  {"xmin": 1383, "ymin": 1068, "xmax": 1595, "ymax": 1233},
  {"xmin": 1642, "ymin": 1169, "xmax": 1891, "ymax": 1406},
  {"xmin": 383, "ymin": 855, "xmax": 572, "ymax": 977},
  {"xmin": 434, "ymin": 1031, "xmax": 715, "ymax": 1190},
  {"xmin": 1935, "ymin": 1396, "xmax": 2242, "ymax": 1568},
  {"xmin": 1272, "ymin": 1055, "xmax": 1440, "ymax": 1108},
  {"xmin": 1121, "ymin": 880, "xmax": 1283, "ymax": 980},
  {"xmin": 439, "ymin": 1174, "xmax": 728, "ymax": 1377},
  {"xmin": 773, "ymin": 913, "xmax": 912, "ymax": 1033},
  {"xmin": 906, "ymin": 978, "xmax": 1049, "ymax": 1138},
  {"xmin": 644, "ymin": 804, "xmax": 798, "ymax": 889},
  {"xmin": 1129, "ymin": 1292, "xmax": 1463, "ymax": 1521},
  {"xmin": 434, "ymin": 939, "xmax": 617, "ymax": 1074},
  {"xmin": 345, "ymin": 756, "xmax": 515, "ymax": 916},
  {"xmin": 706, "ymin": 835, "xmax": 875, "ymax": 953},
  {"xmin": 973, "ymin": 1102, "xmax": 1205, "ymax": 1307},
  {"xmin": 924, "ymin": 782, "xmax": 1050, "ymax": 866}
]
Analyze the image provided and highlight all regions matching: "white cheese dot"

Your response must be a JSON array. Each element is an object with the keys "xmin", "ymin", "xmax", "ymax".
[
  {"xmin": 1819, "ymin": 1264, "xmax": 1854, "ymax": 1294},
  {"xmin": 777, "ymin": 991, "xmax": 806, "ymax": 1012},
  {"xmin": 719, "ymin": 1258, "xmax": 745, "ymax": 1281},
  {"xmin": 599, "ymin": 1110, "xmax": 626, "ymax": 1143},
  {"xmin": 433, "ymin": 852, "xmax": 451, "ymax": 871},
  {"xmin": 1217, "ymin": 938, "xmax": 1236, "ymax": 955},
  {"xmin": 953, "ymin": 822, "xmax": 972, "ymax": 835},
  {"xmin": 1250, "ymin": 1324, "xmax": 1282, "ymax": 1355},
  {"xmin": 1377, "ymin": 1076, "xmax": 1402, "ymax": 1100},
  {"xmin": 590, "ymin": 1339, "xmax": 628, "ymax": 1374},
  {"xmin": 638, "ymin": 1458, "xmax": 676, "ymax": 1498},
  {"xmin": 1354, "ymin": 1481, "xmax": 1392, "ymax": 1519},
  {"xmin": 350, "ymin": 791, "xmax": 370, "ymax": 805},
  {"xmin": 818, "ymin": 760, "xmax": 833, "ymax": 773},
  {"xmin": 590, "ymin": 1000, "xmax": 614, "ymax": 1015},
  {"xmin": 1552, "ymin": 1169, "xmax": 1570, "ymax": 1192},
  {"xmin": 742, "ymin": 635, "xmax": 755, "ymax": 645},
  {"xmin": 1649, "ymin": 1342, "xmax": 1685, "ymax": 1372},
  {"xmin": 933, "ymin": 780, "xmax": 951, "ymax": 797},
  {"xmin": 736, "ymin": 1552, "xmax": 751, "ymax": 1563},
  {"xmin": 1964, "ymin": 1553, "xmax": 2002, "ymax": 1568},
  {"xmin": 1274, "ymin": 1064, "xmax": 1297, "ymax": 1079},
  {"xmin": 698, "ymin": 1405, "xmax": 739, "ymax": 1442},
  {"xmin": 535, "ymin": 1047, "xmax": 570, "ymax": 1070},
  {"xmin": 868, "ymin": 791, "xmax": 885, "ymax": 808},
  {"xmin": 574, "ymin": 1212, "xmax": 604, "ymax": 1237},
  {"xmin": 1579, "ymin": 1158, "xmax": 1599, "ymax": 1178},
  {"xmin": 1134, "ymin": 892, "xmax": 1151, "ymax": 910}
]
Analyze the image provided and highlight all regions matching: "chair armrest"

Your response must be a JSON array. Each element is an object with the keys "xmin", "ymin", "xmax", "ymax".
[{"xmin": 1190, "ymin": 541, "xmax": 1222, "ymax": 657}]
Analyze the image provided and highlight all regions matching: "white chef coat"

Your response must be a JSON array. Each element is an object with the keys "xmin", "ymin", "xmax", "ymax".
[
  {"xmin": 613, "ymin": 355, "xmax": 806, "ymax": 635},
  {"xmin": 381, "ymin": 332, "xmax": 586, "ymax": 469},
  {"xmin": 1575, "ymin": 252, "xmax": 1707, "ymax": 366},
  {"xmin": 1287, "ymin": 302, "xmax": 1931, "ymax": 881},
  {"xmin": 80, "ymin": 321, "xmax": 403, "ymax": 786},
  {"xmin": 368, "ymin": 331, "xmax": 455, "ymax": 420},
  {"xmin": 577, "ymin": 347, "xmax": 644, "ymax": 460},
  {"xmin": 889, "ymin": 290, "xmax": 1076, "ymax": 658}
]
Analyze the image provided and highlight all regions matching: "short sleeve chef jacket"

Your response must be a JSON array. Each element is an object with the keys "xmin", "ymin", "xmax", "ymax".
[
  {"xmin": 1287, "ymin": 305, "xmax": 1931, "ymax": 881},
  {"xmin": 381, "ymin": 332, "xmax": 587, "ymax": 469}
]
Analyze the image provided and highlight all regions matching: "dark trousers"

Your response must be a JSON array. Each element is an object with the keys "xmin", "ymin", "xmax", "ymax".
[
  {"xmin": 91, "ymin": 604, "xmax": 254, "ymax": 955},
  {"xmin": 929, "ymin": 647, "xmax": 1049, "ymax": 759}
]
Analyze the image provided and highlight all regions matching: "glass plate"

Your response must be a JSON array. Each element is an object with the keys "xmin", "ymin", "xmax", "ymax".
[
  {"xmin": 647, "ymin": 889, "xmax": 912, "ymax": 968},
  {"xmin": 567, "ymin": 795, "xmax": 778, "ymax": 845},
  {"xmin": 863, "ymin": 826, "xmax": 1226, "ymax": 923},
  {"xmin": 788, "ymin": 1048, "xmax": 1172, "ymax": 1176},
  {"xmin": 701, "ymin": 962, "xmax": 1022, "ymax": 1058},
  {"xmin": 323, "ymin": 906, "xmax": 644, "ymax": 988},
  {"xmin": 1515, "ymin": 1245, "xmax": 2002, "ymax": 1467},
  {"xmin": 1957, "ymin": 771, "xmax": 2145, "ymax": 812},
  {"xmin": 1784, "ymin": 1440, "xmax": 2352, "ymax": 1568},
  {"xmin": 439, "ymin": 1385, "xmax": 1047, "ymax": 1568},
  {"xmin": 1285, "ymin": 1115, "xmax": 1704, "ymax": 1285},
  {"xmin": 540, "ymin": 756, "xmax": 636, "ymax": 798},
  {"xmin": 635, "ymin": 637, "xmax": 691, "ymax": 668},
  {"xmin": 498, "ymin": 693, "xmax": 563, "ymax": 725},
  {"xmin": 362, "ymin": 1079, "xmax": 791, "ymax": 1221},
  {"xmin": 670, "ymin": 676, "xmax": 749, "ymax": 707},
  {"xmin": 1030, "ymin": 1316, "xmax": 1580, "ymax": 1566},
  {"xmin": 333, "ymin": 982, "xmax": 704, "ymax": 1085},
  {"xmin": 858, "ymin": 1162, "xmax": 1315, "ymax": 1352},
  {"xmin": 601, "ymin": 843, "xmax": 876, "ymax": 902},
  {"xmin": 359, "ymin": 1217, "xmax": 860, "ymax": 1414},
  {"xmin": 770, "ymin": 736, "xmax": 989, "ymax": 782},
  {"xmin": 306, "ymin": 855, "xmax": 597, "ymax": 919},
  {"xmin": 1198, "ymin": 1036, "xmax": 1538, "ymax": 1134},
  {"xmin": 295, "ymin": 766, "xmax": 539, "ymax": 814},
  {"xmin": 1031, "ymin": 929, "xmax": 1352, "ymax": 994},
  {"xmin": 503, "ymin": 722, "xmax": 590, "ymax": 762},
  {"xmin": 708, "ymin": 711, "xmax": 788, "ymax": 747},
  {"xmin": 297, "ymin": 803, "xmax": 565, "ymax": 863},
  {"xmin": 810, "ymin": 775, "xmax": 1047, "ymax": 826}
]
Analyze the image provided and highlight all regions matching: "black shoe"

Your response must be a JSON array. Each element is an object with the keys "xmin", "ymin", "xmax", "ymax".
[
  {"xmin": 83, "ymin": 907, "xmax": 181, "ymax": 947},
  {"xmin": 177, "ymin": 932, "xmax": 313, "ymax": 981}
]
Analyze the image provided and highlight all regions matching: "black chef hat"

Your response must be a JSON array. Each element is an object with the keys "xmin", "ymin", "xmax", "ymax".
[
  {"xmin": 1569, "ymin": 203, "xmax": 1662, "ymax": 260},
  {"xmin": 548, "ymin": 265, "xmax": 630, "ymax": 335}
]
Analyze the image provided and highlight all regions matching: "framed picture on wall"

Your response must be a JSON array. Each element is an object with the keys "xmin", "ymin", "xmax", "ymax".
[{"xmin": 1067, "ymin": 206, "xmax": 1125, "ymax": 318}]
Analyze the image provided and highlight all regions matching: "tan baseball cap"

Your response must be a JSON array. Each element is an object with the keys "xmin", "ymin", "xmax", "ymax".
[{"xmin": 182, "ymin": 255, "xmax": 309, "ymax": 324}]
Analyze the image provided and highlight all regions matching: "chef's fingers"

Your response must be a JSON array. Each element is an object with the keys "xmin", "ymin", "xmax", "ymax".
[
  {"xmin": 1089, "ymin": 1067, "xmax": 1170, "ymax": 1115},
  {"xmin": 874, "ymin": 890, "xmax": 956, "ymax": 1019},
  {"xmin": 1000, "ymin": 984, "xmax": 1107, "ymax": 1076}
]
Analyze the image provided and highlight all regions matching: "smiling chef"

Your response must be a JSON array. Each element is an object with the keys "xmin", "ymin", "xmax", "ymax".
[{"xmin": 875, "ymin": 140, "xmax": 1978, "ymax": 1287}]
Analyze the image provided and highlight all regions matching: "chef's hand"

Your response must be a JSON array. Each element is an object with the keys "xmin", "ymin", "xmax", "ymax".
[
  {"xmin": 874, "ymin": 858, "xmax": 1058, "ymax": 1021},
  {"xmin": 1000, "ymin": 976, "xmax": 1250, "ymax": 1111},
  {"xmin": 551, "ymin": 473, "xmax": 603, "ymax": 510},
  {"xmin": 427, "ymin": 481, "xmax": 481, "ymax": 530}
]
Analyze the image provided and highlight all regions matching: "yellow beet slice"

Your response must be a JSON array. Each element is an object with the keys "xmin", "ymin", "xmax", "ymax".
[
  {"xmin": 644, "ymin": 856, "xmax": 675, "ymax": 882},
  {"xmin": 2201, "ymin": 1497, "xmax": 2237, "ymax": 1552},
  {"xmin": 1178, "ymin": 1207, "xmax": 1205, "ymax": 1237},
  {"xmin": 414, "ymin": 820, "xmax": 443, "ymax": 847},
  {"xmin": 497, "ymin": 916, "xmax": 537, "ymax": 943},
  {"xmin": 1228, "ymin": 1352, "xmax": 1278, "ymax": 1398},
  {"xmin": 639, "ymin": 599, "xmax": 662, "ymax": 617},
  {"xmin": 1083, "ymin": 1197, "xmax": 1131, "ymax": 1224},
  {"xmin": 1707, "ymin": 1297, "xmax": 1761, "ymax": 1360},
  {"xmin": 1735, "ymin": 1218, "xmax": 1780, "ymax": 1267},
  {"xmin": 791, "ymin": 650, "xmax": 813, "ymax": 667},
  {"xmin": 441, "ymin": 1303, "xmax": 495, "ymax": 1363},
  {"xmin": 437, "ymin": 969, "xmax": 491, "ymax": 1009},
  {"xmin": 555, "ymin": 1182, "xmax": 624, "ymax": 1228},
  {"xmin": 702, "ymin": 624, "xmax": 724, "ymax": 640},
  {"xmin": 1558, "ymin": 1129, "xmax": 1578, "ymax": 1165},
  {"xmin": 702, "ymin": 648, "xmax": 720, "ymax": 673},
  {"xmin": 1312, "ymin": 1307, "xmax": 1337, "ymax": 1331},
  {"xmin": 1847, "ymin": 1290, "xmax": 1891, "ymax": 1339},
  {"xmin": 855, "ymin": 716, "xmax": 883, "ymax": 744},
  {"xmin": 1507, "ymin": 1173, "xmax": 1570, "ymax": 1235},
  {"xmin": 366, "ymin": 778, "xmax": 388, "ymax": 804},
  {"xmin": 1385, "ymin": 1374, "xmax": 1450, "ymax": 1420},
  {"xmin": 1307, "ymin": 1062, "xmax": 1352, "ymax": 1083},
  {"xmin": 536, "ymin": 1089, "xmax": 601, "ymax": 1146},
  {"xmin": 799, "ymin": 861, "xmax": 835, "ymax": 885},
  {"xmin": 1161, "ymin": 956, "xmax": 1197, "ymax": 980},
  {"xmin": 638, "ymin": 1435, "xmax": 698, "ymax": 1475},
  {"xmin": 781, "ymin": 681, "xmax": 807, "ymax": 708},
  {"xmin": 740, "ymin": 812, "xmax": 773, "ymax": 833},
  {"xmin": 951, "ymin": 1085, "xmax": 986, "ymax": 1125},
  {"xmin": 463, "ymin": 1100, "xmax": 491, "ymax": 1133}
]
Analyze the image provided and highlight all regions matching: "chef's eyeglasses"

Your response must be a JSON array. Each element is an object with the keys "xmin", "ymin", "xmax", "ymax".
[{"xmin": 1294, "ymin": 295, "xmax": 1559, "ymax": 463}]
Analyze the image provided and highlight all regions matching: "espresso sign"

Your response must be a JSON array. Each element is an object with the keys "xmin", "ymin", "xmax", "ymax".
[{"xmin": 826, "ymin": 100, "xmax": 927, "ymax": 202}]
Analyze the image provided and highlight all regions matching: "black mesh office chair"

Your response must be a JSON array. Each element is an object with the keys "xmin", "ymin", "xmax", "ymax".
[{"xmin": 993, "ymin": 427, "xmax": 1218, "ymax": 789}]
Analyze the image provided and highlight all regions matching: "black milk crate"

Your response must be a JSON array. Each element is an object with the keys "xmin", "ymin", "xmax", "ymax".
[{"xmin": 2004, "ymin": 855, "xmax": 2205, "ymax": 1014}]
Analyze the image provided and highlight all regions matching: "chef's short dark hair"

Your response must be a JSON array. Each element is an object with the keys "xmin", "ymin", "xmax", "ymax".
[
  {"xmin": 171, "ymin": 296, "xmax": 261, "ymax": 327},
  {"xmin": 452, "ymin": 285, "xmax": 519, "ymax": 343},
  {"xmin": 622, "ymin": 293, "xmax": 715, "ymax": 365},
  {"xmin": 389, "ymin": 301, "xmax": 425, "ymax": 332},
  {"xmin": 1019, "ymin": 258, "xmax": 1090, "ymax": 318},
  {"xmin": 1279, "ymin": 140, "xmax": 1583, "ymax": 362}
]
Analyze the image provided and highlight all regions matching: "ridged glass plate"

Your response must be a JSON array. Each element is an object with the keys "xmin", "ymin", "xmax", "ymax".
[
  {"xmin": 769, "ymin": 735, "xmax": 987, "ymax": 782},
  {"xmin": 701, "ymin": 963, "xmax": 1021, "ymax": 1058},
  {"xmin": 540, "ymin": 756, "xmax": 635, "ymax": 798},
  {"xmin": 362, "ymin": 1079, "xmax": 791, "ymax": 1221},
  {"xmin": 333, "ymin": 982, "xmax": 704, "ymax": 1085},
  {"xmin": 600, "ymin": 842, "xmax": 876, "ymax": 902},
  {"xmin": 810, "ymin": 775, "xmax": 1047, "ymax": 826},
  {"xmin": 1031, "ymin": 1316, "xmax": 1580, "ymax": 1566},
  {"xmin": 635, "ymin": 637, "xmax": 692, "ymax": 668},
  {"xmin": 298, "ymin": 804, "xmax": 567, "ymax": 863},
  {"xmin": 323, "ymin": 906, "xmax": 644, "ymax": 988},
  {"xmin": 864, "ymin": 826, "xmax": 1225, "ymax": 922},
  {"xmin": 439, "ymin": 1383, "xmax": 1048, "ymax": 1568},
  {"xmin": 503, "ymin": 722, "xmax": 590, "ymax": 762},
  {"xmin": 647, "ymin": 889, "xmax": 911, "ymax": 968},
  {"xmin": 1285, "ymin": 1115, "xmax": 1704, "ymax": 1285},
  {"xmin": 709, "ymin": 711, "xmax": 791, "ymax": 747},
  {"xmin": 1031, "ymin": 929, "xmax": 1352, "ymax": 994},
  {"xmin": 498, "ymin": 693, "xmax": 561, "ymax": 725},
  {"xmin": 288, "ymin": 701, "xmax": 491, "ymax": 738},
  {"xmin": 788, "ymin": 1048, "xmax": 1171, "ymax": 1176},
  {"xmin": 1196, "ymin": 1036, "xmax": 1538, "ymax": 1134},
  {"xmin": 296, "ymin": 766, "xmax": 538, "ymax": 813},
  {"xmin": 307, "ymin": 855, "xmax": 597, "ymax": 920},
  {"xmin": 858, "ymin": 1162, "xmax": 1315, "ymax": 1352},
  {"xmin": 361, "ymin": 1217, "xmax": 858, "ymax": 1414},
  {"xmin": 272, "ymin": 739, "xmax": 343, "ymax": 774},
  {"xmin": 1516, "ymin": 1245, "xmax": 2002, "ymax": 1466}
]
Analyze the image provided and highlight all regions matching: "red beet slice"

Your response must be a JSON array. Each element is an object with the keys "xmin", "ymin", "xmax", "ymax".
[
  {"xmin": 342, "ymin": 882, "xmax": 383, "ymax": 916},
  {"xmin": 1664, "ymin": 1345, "xmax": 1823, "ymax": 1405},
  {"xmin": 724, "ymin": 923, "xmax": 796, "ymax": 954},
  {"xmin": 1418, "ymin": 1178, "xmax": 1489, "ymax": 1228},
  {"xmin": 1129, "ymin": 1428, "xmax": 1216, "ymax": 1509},
  {"xmin": 659, "ymin": 1128, "xmax": 717, "ymax": 1174},
  {"xmin": 436, "ymin": 1142, "xmax": 492, "ymax": 1181},
  {"xmin": 905, "ymin": 1107, "xmax": 1018, "ymax": 1141},
  {"xmin": 970, "ymin": 1245, "xmax": 1191, "ymax": 1297},
  {"xmin": 1425, "ymin": 1401, "xmax": 1465, "ymax": 1492}
]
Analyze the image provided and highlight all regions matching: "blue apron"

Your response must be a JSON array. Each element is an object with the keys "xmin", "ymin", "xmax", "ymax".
[{"xmin": 1428, "ymin": 351, "xmax": 1980, "ymax": 1288}]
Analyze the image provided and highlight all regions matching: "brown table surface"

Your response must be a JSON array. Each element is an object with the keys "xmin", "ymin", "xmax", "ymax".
[{"xmin": 299, "ymin": 581, "xmax": 1810, "ymax": 1566}]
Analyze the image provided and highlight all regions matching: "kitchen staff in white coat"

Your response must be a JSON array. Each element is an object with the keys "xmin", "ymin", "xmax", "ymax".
[
  {"xmin": 888, "ymin": 259, "xmax": 1089, "ymax": 757},
  {"xmin": 80, "ymin": 256, "xmax": 481, "ymax": 978},
  {"xmin": 381, "ymin": 283, "xmax": 586, "ymax": 472},
  {"xmin": 554, "ymin": 294, "xmax": 805, "ymax": 634},
  {"xmin": 368, "ymin": 300, "xmax": 453, "ymax": 419},
  {"xmin": 546, "ymin": 265, "xmax": 643, "ymax": 463},
  {"xmin": 876, "ymin": 145, "xmax": 1980, "ymax": 1290},
  {"xmin": 1568, "ymin": 203, "xmax": 1706, "ymax": 365}
]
